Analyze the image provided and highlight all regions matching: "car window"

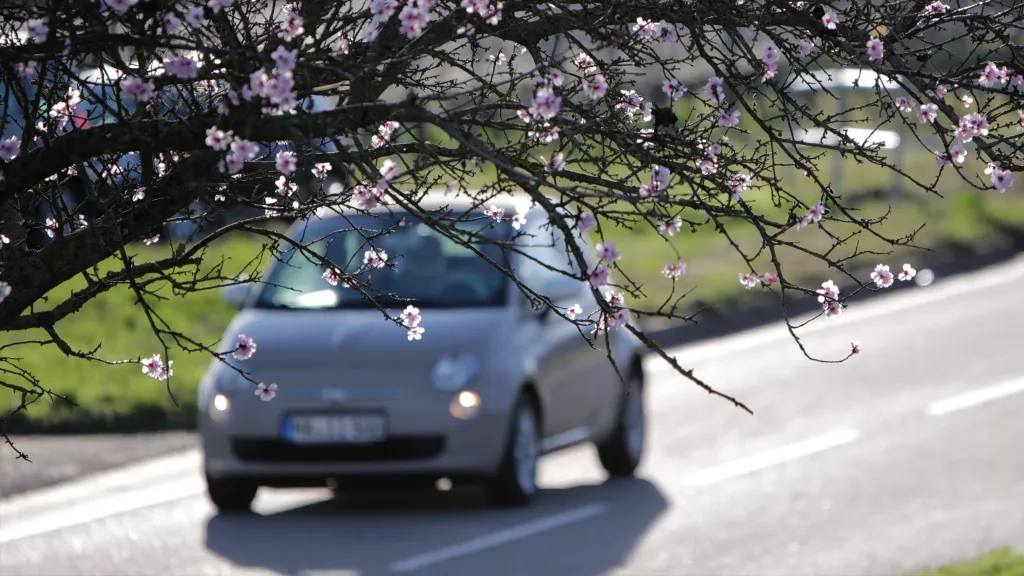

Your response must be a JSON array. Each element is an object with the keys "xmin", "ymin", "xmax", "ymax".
[{"xmin": 255, "ymin": 212, "xmax": 512, "ymax": 310}]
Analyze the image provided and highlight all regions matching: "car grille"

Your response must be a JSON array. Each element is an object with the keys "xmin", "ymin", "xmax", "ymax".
[{"xmin": 231, "ymin": 436, "xmax": 445, "ymax": 463}]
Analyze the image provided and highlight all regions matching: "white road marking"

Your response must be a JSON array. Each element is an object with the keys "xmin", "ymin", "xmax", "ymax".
[
  {"xmin": 0, "ymin": 476, "xmax": 205, "ymax": 544},
  {"xmin": 0, "ymin": 448, "xmax": 200, "ymax": 518},
  {"xmin": 685, "ymin": 429, "xmax": 861, "ymax": 486},
  {"xmin": 925, "ymin": 377, "xmax": 1024, "ymax": 416},
  {"xmin": 649, "ymin": 255, "xmax": 1024, "ymax": 370},
  {"xmin": 388, "ymin": 503, "xmax": 608, "ymax": 573}
]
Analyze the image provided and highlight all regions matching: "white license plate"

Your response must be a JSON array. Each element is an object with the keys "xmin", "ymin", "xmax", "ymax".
[{"xmin": 284, "ymin": 414, "xmax": 387, "ymax": 444}]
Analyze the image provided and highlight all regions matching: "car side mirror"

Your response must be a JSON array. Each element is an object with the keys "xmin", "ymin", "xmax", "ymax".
[{"xmin": 220, "ymin": 283, "xmax": 251, "ymax": 309}]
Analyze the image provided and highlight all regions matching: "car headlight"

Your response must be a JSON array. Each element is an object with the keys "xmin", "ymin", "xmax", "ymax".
[{"xmin": 431, "ymin": 353, "xmax": 479, "ymax": 391}]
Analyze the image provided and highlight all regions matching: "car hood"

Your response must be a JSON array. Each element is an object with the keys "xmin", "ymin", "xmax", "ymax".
[{"xmin": 217, "ymin": 306, "xmax": 513, "ymax": 376}]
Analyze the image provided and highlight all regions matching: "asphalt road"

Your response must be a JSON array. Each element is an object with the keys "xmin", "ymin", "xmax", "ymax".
[{"xmin": 2, "ymin": 256, "xmax": 1023, "ymax": 576}]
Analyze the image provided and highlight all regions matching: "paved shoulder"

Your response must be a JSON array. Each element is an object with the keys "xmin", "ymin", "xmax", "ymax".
[{"xmin": 0, "ymin": 432, "xmax": 197, "ymax": 498}]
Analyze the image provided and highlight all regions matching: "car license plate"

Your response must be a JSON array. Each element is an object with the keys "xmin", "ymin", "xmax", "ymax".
[{"xmin": 283, "ymin": 414, "xmax": 387, "ymax": 444}]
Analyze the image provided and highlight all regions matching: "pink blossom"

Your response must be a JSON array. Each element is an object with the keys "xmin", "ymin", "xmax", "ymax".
[
  {"xmin": 331, "ymin": 36, "xmax": 350, "ymax": 55},
  {"xmin": 379, "ymin": 158, "xmax": 400, "ymax": 181},
  {"xmin": 817, "ymin": 280, "xmax": 840, "ymax": 304},
  {"xmin": 208, "ymin": 0, "xmax": 234, "ymax": 13},
  {"xmin": 279, "ymin": 3, "xmax": 305, "ymax": 41},
  {"xmin": 589, "ymin": 265, "xmax": 611, "ymax": 287},
  {"xmin": 717, "ymin": 108, "xmax": 741, "ymax": 128},
  {"xmin": 233, "ymin": 334, "xmax": 257, "ymax": 360},
  {"xmin": 17, "ymin": 61, "xmax": 38, "ymax": 81},
  {"xmin": 401, "ymin": 305, "xmax": 422, "ymax": 327},
  {"xmin": 662, "ymin": 78, "xmax": 687, "ymax": 101},
  {"xmin": 662, "ymin": 260, "xmax": 687, "ymax": 279},
  {"xmin": 870, "ymin": 264, "xmax": 894, "ymax": 288},
  {"xmin": 656, "ymin": 216, "xmax": 682, "ymax": 236},
  {"xmin": 141, "ymin": 354, "xmax": 173, "ymax": 381},
  {"xmin": 407, "ymin": 326, "xmax": 425, "ymax": 341},
  {"xmin": 762, "ymin": 272, "xmax": 779, "ymax": 285},
  {"xmin": 825, "ymin": 300, "xmax": 843, "ymax": 318},
  {"xmin": 276, "ymin": 150, "xmax": 297, "ymax": 174},
  {"xmin": 543, "ymin": 151, "xmax": 566, "ymax": 173},
  {"xmin": 271, "ymin": 45, "xmax": 298, "ymax": 72},
  {"xmin": 230, "ymin": 138, "xmax": 258, "ymax": 160},
  {"xmin": 371, "ymin": 0, "xmax": 398, "ymax": 21},
  {"xmin": 120, "ymin": 76, "xmax": 156, "ymax": 102},
  {"xmin": 917, "ymin": 103, "xmax": 938, "ymax": 123},
  {"xmin": 44, "ymin": 218, "xmax": 58, "ymax": 238},
  {"xmin": 955, "ymin": 112, "xmax": 989, "ymax": 142},
  {"xmin": 898, "ymin": 263, "xmax": 916, "ymax": 281},
  {"xmin": 959, "ymin": 93, "xmax": 973, "ymax": 108},
  {"xmin": 567, "ymin": 304, "xmax": 583, "ymax": 320},
  {"xmin": 934, "ymin": 85, "xmax": 948, "ymax": 98},
  {"xmin": 185, "ymin": 6, "xmax": 205, "ymax": 27},
  {"xmin": 363, "ymin": 248, "xmax": 388, "ymax": 269},
  {"xmin": 605, "ymin": 291, "xmax": 625, "ymax": 307},
  {"xmin": 596, "ymin": 241, "xmax": 621, "ymax": 262},
  {"xmin": 583, "ymin": 74, "xmax": 608, "ymax": 100},
  {"xmin": 978, "ymin": 61, "xmax": 1008, "ymax": 88},
  {"xmin": 399, "ymin": 1, "xmax": 431, "ymax": 39},
  {"xmin": 821, "ymin": 9, "xmax": 838, "ymax": 30},
  {"xmin": 703, "ymin": 76, "xmax": 726, "ymax": 105},
  {"xmin": 894, "ymin": 97, "xmax": 913, "ymax": 114},
  {"xmin": 849, "ymin": 341, "xmax": 862, "ymax": 355},
  {"xmin": 0, "ymin": 234, "xmax": 9, "ymax": 247},
  {"xmin": 0, "ymin": 281, "xmax": 11, "ymax": 305},
  {"xmin": 730, "ymin": 173, "xmax": 753, "ymax": 201},
  {"xmin": 323, "ymin": 267, "xmax": 341, "ymax": 286},
  {"xmin": 204, "ymin": 126, "xmax": 234, "ymax": 151},
  {"xmin": 143, "ymin": 234, "xmax": 160, "ymax": 246},
  {"xmin": 738, "ymin": 273, "xmax": 759, "ymax": 289},
  {"xmin": 950, "ymin": 142, "xmax": 967, "ymax": 164},
  {"xmin": 163, "ymin": 12, "xmax": 182, "ymax": 33},
  {"xmin": 529, "ymin": 85, "xmax": 561, "ymax": 120},
  {"xmin": 797, "ymin": 38, "xmax": 815, "ymax": 57},
  {"xmin": 255, "ymin": 382, "xmax": 278, "ymax": 401},
  {"xmin": 573, "ymin": 52, "xmax": 597, "ymax": 72},
  {"xmin": 27, "ymin": 18, "xmax": 48, "ymax": 43},
  {"xmin": 865, "ymin": 37, "xmax": 884, "ymax": 61},
  {"xmin": 372, "ymin": 121, "xmax": 400, "ymax": 147},
  {"xmin": 163, "ymin": 55, "xmax": 199, "ymax": 79},
  {"xmin": 578, "ymin": 211, "xmax": 597, "ymax": 233},
  {"xmin": 312, "ymin": 163, "xmax": 332, "ymax": 179},
  {"xmin": 0, "ymin": 136, "xmax": 20, "ymax": 161},
  {"xmin": 548, "ymin": 69, "xmax": 565, "ymax": 87},
  {"xmin": 991, "ymin": 168, "xmax": 1014, "ymax": 192}
]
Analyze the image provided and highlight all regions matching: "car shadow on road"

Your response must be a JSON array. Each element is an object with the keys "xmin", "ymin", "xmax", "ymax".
[{"xmin": 204, "ymin": 476, "xmax": 668, "ymax": 576}]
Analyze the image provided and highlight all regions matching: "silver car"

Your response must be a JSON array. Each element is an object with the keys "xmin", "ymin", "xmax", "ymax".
[{"xmin": 197, "ymin": 196, "xmax": 647, "ymax": 511}]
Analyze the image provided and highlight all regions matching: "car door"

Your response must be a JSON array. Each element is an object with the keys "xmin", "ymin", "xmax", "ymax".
[{"xmin": 517, "ymin": 217, "xmax": 604, "ymax": 444}]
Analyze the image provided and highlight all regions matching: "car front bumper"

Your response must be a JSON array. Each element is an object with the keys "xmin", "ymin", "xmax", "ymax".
[{"xmin": 200, "ymin": 399, "xmax": 510, "ymax": 483}]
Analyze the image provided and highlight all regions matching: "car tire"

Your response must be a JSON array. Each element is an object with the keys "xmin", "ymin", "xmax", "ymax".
[
  {"xmin": 205, "ymin": 474, "xmax": 258, "ymax": 513},
  {"xmin": 484, "ymin": 394, "xmax": 540, "ymax": 507},
  {"xmin": 596, "ymin": 369, "xmax": 645, "ymax": 477}
]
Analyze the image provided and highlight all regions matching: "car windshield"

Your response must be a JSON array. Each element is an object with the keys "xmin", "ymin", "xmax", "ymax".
[{"xmin": 254, "ymin": 211, "xmax": 512, "ymax": 309}]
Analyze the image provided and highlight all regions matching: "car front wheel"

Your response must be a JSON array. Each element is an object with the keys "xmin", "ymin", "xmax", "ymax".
[
  {"xmin": 484, "ymin": 395, "xmax": 540, "ymax": 507},
  {"xmin": 205, "ymin": 474, "xmax": 258, "ymax": 513},
  {"xmin": 596, "ymin": 370, "xmax": 645, "ymax": 477}
]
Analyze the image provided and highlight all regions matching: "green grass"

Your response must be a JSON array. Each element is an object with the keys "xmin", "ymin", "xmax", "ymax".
[
  {"xmin": 603, "ymin": 185, "xmax": 1024, "ymax": 319},
  {"xmin": 1, "ymin": 234, "xmax": 263, "ymax": 433},
  {"xmin": 916, "ymin": 549, "xmax": 1024, "ymax": 576}
]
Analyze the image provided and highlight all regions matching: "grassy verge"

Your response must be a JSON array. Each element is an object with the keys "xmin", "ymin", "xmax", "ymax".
[
  {"xmin": 1, "ymin": 234, "xmax": 266, "ymax": 434},
  {"xmin": 4, "ymin": 183, "xmax": 1024, "ymax": 433},
  {"xmin": 916, "ymin": 549, "xmax": 1024, "ymax": 576},
  {"xmin": 604, "ymin": 187, "xmax": 1024, "ymax": 322}
]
